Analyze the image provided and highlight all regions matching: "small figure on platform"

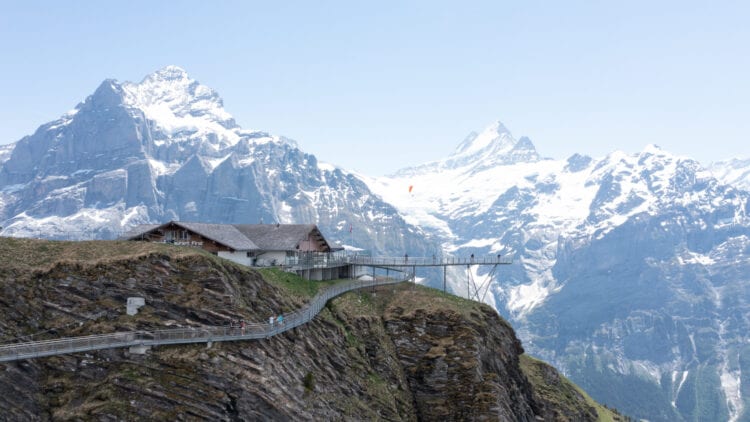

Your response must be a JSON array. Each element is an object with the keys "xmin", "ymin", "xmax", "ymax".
[
  {"xmin": 404, "ymin": 253, "xmax": 409, "ymax": 263},
  {"xmin": 269, "ymin": 316, "xmax": 274, "ymax": 325},
  {"xmin": 470, "ymin": 253, "xmax": 475, "ymax": 263},
  {"xmin": 240, "ymin": 320, "xmax": 246, "ymax": 334},
  {"xmin": 277, "ymin": 315, "xmax": 284, "ymax": 325}
]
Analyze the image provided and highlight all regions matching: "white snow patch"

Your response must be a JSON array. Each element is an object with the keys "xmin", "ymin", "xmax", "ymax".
[
  {"xmin": 678, "ymin": 251, "xmax": 716, "ymax": 266},
  {"xmin": 148, "ymin": 158, "xmax": 180, "ymax": 176},
  {"xmin": 317, "ymin": 162, "xmax": 338, "ymax": 172},
  {"xmin": 0, "ymin": 143, "xmax": 15, "ymax": 164},
  {"xmin": 671, "ymin": 370, "xmax": 689, "ymax": 408},
  {"xmin": 721, "ymin": 363, "xmax": 743, "ymax": 422},
  {"xmin": 71, "ymin": 169, "xmax": 94, "ymax": 177},
  {"xmin": 456, "ymin": 238, "xmax": 498, "ymax": 249},
  {"xmin": 342, "ymin": 244, "xmax": 365, "ymax": 252},
  {"xmin": 506, "ymin": 278, "xmax": 552, "ymax": 317},
  {"xmin": 208, "ymin": 154, "xmax": 232, "ymax": 170},
  {"xmin": 121, "ymin": 205, "xmax": 149, "ymax": 228},
  {"xmin": 1, "ymin": 183, "xmax": 27, "ymax": 194}
]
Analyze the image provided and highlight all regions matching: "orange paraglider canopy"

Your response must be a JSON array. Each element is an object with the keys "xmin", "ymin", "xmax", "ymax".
[{"xmin": 408, "ymin": 185, "xmax": 414, "ymax": 193}]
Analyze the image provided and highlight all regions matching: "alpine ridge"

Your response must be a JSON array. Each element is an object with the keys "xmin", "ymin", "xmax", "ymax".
[
  {"xmin": 0, "ymin": 66, "xmax": 432, "ymax": 257},
  {"xmin": 394, "ymin": 120, "xmax": 540, "ymax": 177},
  {"xmin": 365, "ymin": 121, "xmax": 750, "ymax": 422}
]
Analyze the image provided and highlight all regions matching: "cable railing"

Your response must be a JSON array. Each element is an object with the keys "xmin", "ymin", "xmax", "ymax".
[{"xmin": 0, "ymin": 275, "xmax": 409, "ymax": 363}]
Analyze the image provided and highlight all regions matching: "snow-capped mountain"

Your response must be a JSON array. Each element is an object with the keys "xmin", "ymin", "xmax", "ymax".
[
  {"xmin": 0, "ymin": 66, "xmax": 430, "ymax": 255},
  {"xmin": 364, "ymin": 122, "xmax": 750, "ymax": 422},
  {"xmin": 711, "ymin": 158, "xmax": 750, "ymax": 192}
]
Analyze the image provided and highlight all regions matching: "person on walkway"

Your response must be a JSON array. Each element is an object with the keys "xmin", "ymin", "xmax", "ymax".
[
  {"xmin": 470, "ymin": 253, "xmax": 475, "ymax": 263},
  {"xmin": 404, "ymin": 253, "xmax": 408, "ymax": 263},
  {"xmin": 277, "ymin": 315, "xmax": 284, "ymax": 325},
  {"xmin": 240, "ymin": 320, "xmax": 246, "ymax": 334}
]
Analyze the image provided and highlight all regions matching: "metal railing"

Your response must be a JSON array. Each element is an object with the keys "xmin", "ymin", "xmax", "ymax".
[
  {"xmin": 347, "ymin": 255, "xmax": 514, "ymax": 267},
  {"xmin": 286, "ymin": 255, "xmax": 514, "ymax": 271},
  {"xmin": 0, "ymin": 276, "xmax": 409, "ymax": 363}
]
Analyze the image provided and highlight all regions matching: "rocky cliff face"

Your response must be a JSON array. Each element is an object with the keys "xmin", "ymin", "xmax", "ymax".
[{"xmin": 0, "ymin": 238, "xmax": 620, "ymax": 420}]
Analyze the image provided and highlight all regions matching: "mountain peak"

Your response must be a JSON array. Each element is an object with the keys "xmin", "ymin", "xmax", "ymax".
[
  {"xmin": 454, "ymin": 120, "xmax": 513, "ymax": 156},
  {"xmin": 450, "ymin": 120, "xmax": 539, "ymax": 167},
  {"xmin": 392, "ymin": 120, "xmax": 539, "ymax": 177},
  {"xmin": 122, "ymin": 66, "xmax": 237, "ymax": 133},
  {"xmin": 641, "ymin": 144, "xmax": 666, "ymax": 155},
  {"xmin": 88, "ymin": 79, "xmax": 126, "ymax": 107},
  {"xmin": 126, "ymin": 65, "xmax": 214, "ymax": 107},
  {"xmin": 148, "ymin": 65, "xmax": 190, "ymax": 82}
]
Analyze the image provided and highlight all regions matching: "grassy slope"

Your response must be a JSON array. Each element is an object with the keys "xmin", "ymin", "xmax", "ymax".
[{"xmin": 0, "ymin": 237, "xmax": 345, "ymax": 300}]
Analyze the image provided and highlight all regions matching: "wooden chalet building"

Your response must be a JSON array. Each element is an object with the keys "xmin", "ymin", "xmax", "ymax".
[{"xmin": 122, "ymin": 221, "xmax": 348, "ymax": 280}]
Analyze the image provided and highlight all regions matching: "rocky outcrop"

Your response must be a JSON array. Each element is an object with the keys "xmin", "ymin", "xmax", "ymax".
[{"xmin": 0, "ymin": 238, "xmax": 621, "ymax": 420}]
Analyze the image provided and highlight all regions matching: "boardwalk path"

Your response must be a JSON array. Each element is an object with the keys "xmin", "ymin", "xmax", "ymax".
[{"xmin": 0, "ymin": 276, "xmax": 408, "ymax": 363}]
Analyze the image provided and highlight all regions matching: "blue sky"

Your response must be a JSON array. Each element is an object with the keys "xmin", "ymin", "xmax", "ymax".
[{"xmin": 1, "ymin": 1, "xmax": 748, "ymax": 175}]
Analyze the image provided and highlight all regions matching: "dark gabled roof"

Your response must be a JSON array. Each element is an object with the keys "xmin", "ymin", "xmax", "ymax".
[
  {"xmin": 234, "ymin": 224, "xmax": 332, "ymax": 252},
  {"xmin": 175, "ymin": 222, "xmax": 259, "ymax": 251},
  {"xmin": 122, "ymin": 221, "xmax": 334, "ymax": 252},
  {"xmin": 121, "ymin": 221, "xmax": 259, "ymax": 251}
]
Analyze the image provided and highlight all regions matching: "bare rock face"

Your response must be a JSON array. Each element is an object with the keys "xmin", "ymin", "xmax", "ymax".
[
  {"xmin": 327, "ymin": 287, "xmax": 614, "ymax": 422},
  {"xmin": 0, "ymin": 239, "xmax": 617, "ymax": 421},
  {"xmin": 384, "ymin": 305, "xmax": 535, "ymax": 420}
]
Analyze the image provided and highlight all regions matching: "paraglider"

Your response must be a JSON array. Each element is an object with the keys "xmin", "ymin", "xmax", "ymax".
[{"xmin": 408, "ymin": 185, "xmax": 414, "ymax": 194}]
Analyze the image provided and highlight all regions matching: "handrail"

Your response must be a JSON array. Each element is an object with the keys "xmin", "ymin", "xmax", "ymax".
[
  {"xmin": 288, "ymin": 255, "xmax": 513, "ymax": 270},
  {"xmin": 347, "ymin": 256, "xmax": 513, "ymax": 266},
  {"xmin": 0, "ymin": 276, "xmax": 409, "ymax": 363}
]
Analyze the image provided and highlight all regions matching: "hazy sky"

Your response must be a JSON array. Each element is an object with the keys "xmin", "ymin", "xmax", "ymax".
[{"xmin": 1, "ymin": 1, "xmax": 748, "ymax": 175}]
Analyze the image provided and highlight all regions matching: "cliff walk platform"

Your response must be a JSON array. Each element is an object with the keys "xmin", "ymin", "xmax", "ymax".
[
  {"xmin": 0, "ymin": 276, "xmax": 409, "ymax": 363},
  {"xmin": 0, "ymin": 255, "xmax": 514, "ymax": 363},
  {"xmin": 289, "ymin": 254, "xmax": 513, "ymax": 281}
]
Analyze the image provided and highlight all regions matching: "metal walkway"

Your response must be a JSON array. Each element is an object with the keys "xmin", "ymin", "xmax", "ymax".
[
  {"xmin": 349, "ymin": 255, "xmax": 514, "ymax": 298},
  {"xmin": 285, "ymin": 255, "xmax": 512, "ymax": 271},
  {"xmin": 0, "ymin": 276, "xmax": 408, "ymax": 363},
  {"xmin": 348, "ymin": 255, "xmax": 513, "ymax": 268}
]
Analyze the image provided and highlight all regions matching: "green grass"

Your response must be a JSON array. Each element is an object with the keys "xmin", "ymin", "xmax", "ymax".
[
  {"xmin": 256, "ymin": 268, "xmax": 320, "ymax": 298},
  {"xmin": 0, "ymin": 237, "xmax": 220, "ymax": 273},
  {"xmin": 256, "ymin": 267, "xmax": 349, "ymax": 299}
]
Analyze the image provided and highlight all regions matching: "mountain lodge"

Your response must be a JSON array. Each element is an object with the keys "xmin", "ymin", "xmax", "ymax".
[{"xmin": 122, "ymin": 221, "xmax": 348, "ymax": 280}]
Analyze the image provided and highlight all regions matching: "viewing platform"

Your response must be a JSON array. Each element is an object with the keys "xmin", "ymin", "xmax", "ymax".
[
  {"xmin": 288, "ymin": 254, "xmax": 513, "ymax": 270},
  {"xmin": 346, "ymin": 255, "xmax": 513, "ymax": 268},
  {"xmin": 287, "ymin": 254, "xmax": 513, "ymax": 279}
]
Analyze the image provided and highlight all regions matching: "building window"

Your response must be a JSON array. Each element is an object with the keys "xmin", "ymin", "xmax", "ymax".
[{"xmin": 180, "ymin": 230, "xmax": 190, "ymax": 240}]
